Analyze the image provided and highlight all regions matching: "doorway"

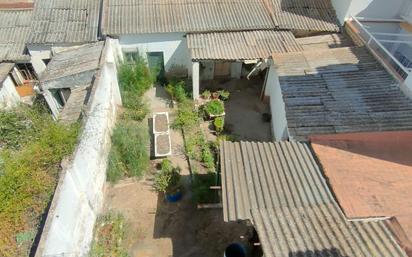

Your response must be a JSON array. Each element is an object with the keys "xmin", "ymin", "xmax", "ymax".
[{"xmin": 147, "ymin": 52, "xmax": 166, "ymax": 85}]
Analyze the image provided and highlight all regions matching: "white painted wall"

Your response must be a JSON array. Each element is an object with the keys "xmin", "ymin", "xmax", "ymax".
[
  {"xmin": 119, "ymin": 33, "xmax": 191, "ymax": 76},
  {"xmin": 264, "ymin": 63, "xmax": 289, "ymax": 141},
  {"xmin": 35, "ymin": 39, "xmax": 122, "ymax": 257},
  {"xmin": 0, "ymin": 76, "xmax": 20, "ymax": 109},
  {"xmin": 332, "ymin": 0, "xmax": 407, "ymax": 24}
]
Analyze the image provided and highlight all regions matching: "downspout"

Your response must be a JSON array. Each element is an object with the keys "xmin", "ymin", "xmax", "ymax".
[{"xmin": 97, "ymin": 0, "xmax": 105, "ymax": 40}]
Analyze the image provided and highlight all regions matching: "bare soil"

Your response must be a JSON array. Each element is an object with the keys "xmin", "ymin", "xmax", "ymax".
[
  {"xmin": 156, "ymin": 134, "xmax": 170, "ymax": 155},
  {"xmin": 154, "ymin": 114, "xmax": 168, "ymax": 133},
  {"xmin": 104, "ymin": 177, "xmax": 253, "ymax": 257}
]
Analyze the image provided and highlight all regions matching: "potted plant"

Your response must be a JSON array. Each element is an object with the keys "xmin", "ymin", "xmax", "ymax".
[
  {"xmin": 211, "ymin": 91, "xmax": 219, "ymax": 99},
  {"xmin": 218, "ymin": 90, "xmax": 230, "ymax": 101},
  {"xmin": 205, "ymin": 99, "xmax": 225, "ymax": 118},
  {"xmin": 154, "ymin": 159, "xmax": 182, "ymax": 202},
  {"xmin": 201, "ymin": 90, "xmax": 211, "ymax": 100}
]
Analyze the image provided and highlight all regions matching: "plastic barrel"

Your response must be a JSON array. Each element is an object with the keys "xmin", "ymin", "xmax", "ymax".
[
  {"xmin": 165, "ymin": 190, "xmax": 182, "ymax": 202},
  {"xmin": 224, "ymin": 243, "xmax": 247, "ymax": 257}
]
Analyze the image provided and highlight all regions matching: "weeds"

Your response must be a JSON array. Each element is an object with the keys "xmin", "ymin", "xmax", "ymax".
[
  {"xmin": 107, "ymin": 121, "xmax": 149, "ymax": 183},
  {"xmin": 89, "ymin": 212, "xmax": 129, "ymax": 257},
  {"xmin": 0, "ymin": 105, "xmax": 79, "ymax": 257},
  {"xmin": 118, "ymin": 55, "xmax": 154, "ymax": 98}
]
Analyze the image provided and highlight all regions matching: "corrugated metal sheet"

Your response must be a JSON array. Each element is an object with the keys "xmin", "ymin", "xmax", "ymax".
[
  {"xmin": 220, "ymin": 141, "xmax": 333, "ymax": 222},
  {"xmin": 220, "ymin": 141, "xmax": 407, "ymax": 257},
  {"xmin": 268, "ymin": 0, "xmax": 340, "ymax": 32},
  {"xmin": 252, "ymin": 204, "xmax": 407, "ymax": 257},
  {"xmin": 103, "ymin": 0, "xmax": 276, "ymax": 35},
  {"xmin": 29, "ymin": 0, "xmax": 101, "ymax": 44},
  {"xmin": 273, "ymin": 46, "xmax": 412, "ymax": 140},
  {"xmin": 0, "ymin": 10, "xmax": 32, "ymax": 62},
  {"xmin": 187, "ymin": 30, "xmax": 302, "ymax": 60},
  {"xmin": 40, "ymin": 41, "xmax": 104, "ymax": 89}
]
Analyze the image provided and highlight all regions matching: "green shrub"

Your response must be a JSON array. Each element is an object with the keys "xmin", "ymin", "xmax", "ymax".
[
  {"xmin": 121, "ymin": 92, "xmax": 149, "ymax": 121},
  {"xmin": 218, "ymin": 90, "xmax": 230, "ymax": 101},
  {"xmin": 213, "ymin": 117, "xmax": 224, "ymax": 134},
  {"xmin": 205, "ymin": 100, "xmax": 224, "ymax": 116},
  {"xmin": 118, "ymin": 56, "xmax": 154, "ymax": 97},
  {"xmin": 201, "ymin": 143, "xmax": 215, "ymax": 172},
  {"xmin": 184, "ymin": 131, "xmax": 205, "ymax": 160},
  {"xmin": 165, "ymin": 80, "xmax": 187, "ymax": 103},
  {"xmin": 107, "ymin": 121, "xmax": 149, "ymax": 182},
  {"xmin": 0, "ymin": 106, "xmax": 79, "ymax": 257},
  {"xmin": 171, "ymin": 100, "xmax": 199, "ymax": 130},
  {"xmin": 154, "ymin": 159, "xmax": 181, "ymax": 194},
  {"xmin": 89, "ymin": 212, "xmax": 129, "ymax": 257},
  {"xmin": 201, "ymin": 90, "xmax": 211, "ymax": 99}
]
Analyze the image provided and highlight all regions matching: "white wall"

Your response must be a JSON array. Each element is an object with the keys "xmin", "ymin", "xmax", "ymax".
[
  {"xmin": 119, "ymin": 33, "xmax": 191, "ymax": 75},
  {"xmin": 332, "ymin": 0, "xmax": 407, "ymax": 24},
  {"xmin": 0, "ymin": 76, "xmax": 20, "ymax": 109},
  {"xmin": 34, "ymin": 39, "xmax": 122, "ymax": 257},
  {"xmin": 264, "ymin": 64, "xmax": 289, "ymax": 141}
]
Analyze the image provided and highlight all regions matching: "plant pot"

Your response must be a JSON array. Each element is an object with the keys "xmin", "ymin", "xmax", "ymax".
[
  {"xmin": 165, "ymin": 189, "xmax": 182, "ymax": 202},
  {"xmin": 211, "ymin": 92, "xmax": 219, "ymax": 99}
]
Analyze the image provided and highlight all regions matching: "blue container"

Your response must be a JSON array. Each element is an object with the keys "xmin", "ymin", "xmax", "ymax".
[
  {"xmin": 165, "ymin": 190, "xmax": 182, "ymax": 202},
  {"xmin": 224, "ymin": 243, "xmax": 247, "ymax": 257}
]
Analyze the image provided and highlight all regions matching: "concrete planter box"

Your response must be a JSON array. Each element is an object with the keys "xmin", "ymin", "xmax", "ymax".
[
  {"xmin": 154, "ymin": 133, "xmax": 172, "ymax": 157},
  {"xmin": 153, "ymin": 112, "xmax": 170, "ymax": 134}
]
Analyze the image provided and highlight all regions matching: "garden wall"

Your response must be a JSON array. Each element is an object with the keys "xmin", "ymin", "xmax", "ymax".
[{"xmin": 34, "ymin": 38, "xmax": 122, "ymax": 257}]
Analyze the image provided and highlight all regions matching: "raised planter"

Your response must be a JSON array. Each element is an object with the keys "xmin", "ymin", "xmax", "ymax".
[
  {"xmin": 154, "ymin": 133, "xmax": 172, "ymax": 157},
  {"xmin": 153, "ymin": 112, "xmax": 169, "ymax": 134}
]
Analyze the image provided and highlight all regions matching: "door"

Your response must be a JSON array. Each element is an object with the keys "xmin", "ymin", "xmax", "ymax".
[
  {"xmin": 147, "ymin": 52, "xmax": 166, "ymax": 85},
  {"xmin": 214, "ymin": 62, "xmax": 231, "ymax": 77}
]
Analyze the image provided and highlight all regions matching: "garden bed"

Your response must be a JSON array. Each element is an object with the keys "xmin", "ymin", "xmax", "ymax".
[
  {"xmin": 153, "ymin": 112, "xmax": 169, "ymax": 134},
  {"xmin": 155, "ymin": 133, "xmax": 172, "ymax": 157}
]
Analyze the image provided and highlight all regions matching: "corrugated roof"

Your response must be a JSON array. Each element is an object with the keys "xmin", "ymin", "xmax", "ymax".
[
  {"xmin": 40, "ymin": 41, "xmax": 104, "ymax": 89},
  {"xmin": 0, "ymin": 9, "xmax": 32, "ymax": 62},
  {"xmin": 103, "ymin": 0, "xmax": 276, "ymax": 35},
  {"xmin": 29, "ymin": 0, "xmax": 101, "ymax": 44},
  {"xmin": 220, "ymin": 141, "xmax": 407, "ymax": 257},
  {"xmin": 273, "ymin": 46, "xmax": 412, "ymax": 140},
  {"xmin": 0, "ymin": 63, "xmax": 14, "ymax": 83},
  {"xmin": 267, "ymin": 0, "xmax": 340, "ymax": 32},
  {"xmin": 187, "ymin": 30, "xmax": 302, "ymax": 60}
]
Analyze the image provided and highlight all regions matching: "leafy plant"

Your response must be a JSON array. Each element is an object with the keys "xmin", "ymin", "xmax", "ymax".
[
  {"xmin": 213, "ymin": 117, "xmax": 224, "ymax": 134},
  {"xmin": 0, "ymin": 105, "xmax": 79, "ymax": 257},
  {"xmin": 121, "ymin": 92, "xmax": 149, "ymax": 121},
  {"xmin": 89, "ymin": 212, "xmax": 129, "ymax": 257},
  {"xmin": 201, "ymin": 144, "xmax": 215, "ymax": 171},
  {"xmin": 154, "ymin": 159, "xmax": 181, "ymax": 194},
  {"xmin": 118, "ymin": 55, "xmax": 154, "ymax": 97},
  {"xmin": 218, "ymin": 90, "xmax": 230, "ymax": 101},
  {"xmin": 205, "ymin": 100, "xmax": 224, "ymax": 116},
  {"xmin": 201, "ymin": 90, "xmax": 211, "ymax": 99},
  {"xmin": 171, "ymin": 100, "xmax": 199, "ymax": 130},
  {"xmin": 165, "ymin": 80, "xmax": 187, "ymax": 103},
  {"xmin": 107, "ymin": 121, "xmax": 149, "ymax": 182}
]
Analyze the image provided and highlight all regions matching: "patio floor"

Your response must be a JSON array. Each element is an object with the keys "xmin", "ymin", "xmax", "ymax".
[{"xmin": 201, "ymin": 78, "xmax": 272, "ymax": 141}]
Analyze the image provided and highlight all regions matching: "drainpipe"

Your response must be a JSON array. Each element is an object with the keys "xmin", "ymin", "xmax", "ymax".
[{"xmin": 246, "ymin": 60, "xmax": 263, "ymax": 80}]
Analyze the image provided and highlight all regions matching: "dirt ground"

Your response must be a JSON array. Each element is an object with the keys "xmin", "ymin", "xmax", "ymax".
[{"xmin": 103, "ymin": 85, "xmax": 253, "ymax": 257}]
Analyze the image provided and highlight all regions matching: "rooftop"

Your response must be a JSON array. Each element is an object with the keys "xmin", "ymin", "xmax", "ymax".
[
  {"xmin": 0, "ymin": 9, "xmax": 32, "ymax": 62},
  {"xmin": 0, "ymin": 62, "xmax": 14, "ymax": 84},
  {"xmin": 187, "ymin": 30, "xmax": 302, "ymax": 61},
  {"xmin": 102, "ymin": 0, "xmax": 339, "ymax": 35},
  {"xmin": 311, "ymin": 131, "xmax": 412, "ymax": 255},
  {"xmin": 274, "ymin": 45, "xmax": 412, "ymax": 140},
  {"xmin": 220, "ymin": 141, "xmax": 407, "ymax": 257},
  {"xmin": 28, "ymin": 0, "xmax": 101, "ymax": 44}
]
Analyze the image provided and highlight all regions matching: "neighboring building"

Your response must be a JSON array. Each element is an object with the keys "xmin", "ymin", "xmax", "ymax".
[
  {"xmin": 0, "ymin": 63, "xmax": 20, "ymax": 109},
  {"xmin": 27, "ymin": 0, "xmax": 102, "ymax": 75},
  {"xmin": 102, "ymin": 0, "xmax": 340, "ymax": 98},
  {"xmin": 219, "ymin": 141, "xmax": 408, "ymax": 257},
  {"xmin": 311, "ymin": 131, "xmax": 412, "ymax": 256},
  {"xmin": 38, "ymin": 41, "xmax": 108, "ymax": 123},
  {"xmin": 263, "ymin": 33, "xmax": 412, "ymax": 141}
]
